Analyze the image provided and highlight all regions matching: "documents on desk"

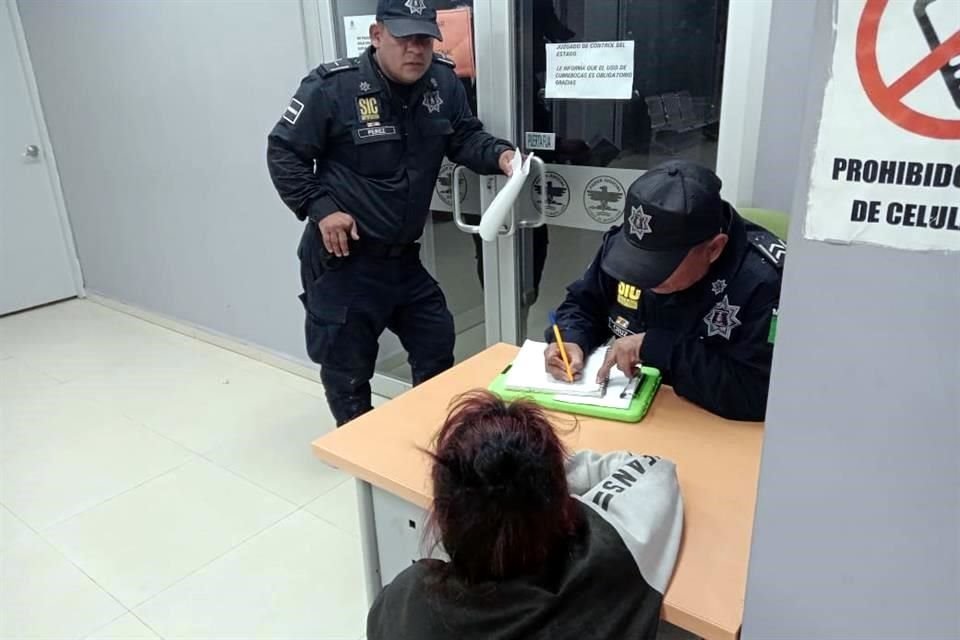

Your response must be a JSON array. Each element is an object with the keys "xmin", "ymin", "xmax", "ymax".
[
  {"xmin": 504, "ymin": 339, "xmax": 640, "ymax": 408},
  {"xmin": 555, "ymin": 370, "xmax": 642, "ymax": 410},
  {"xmin": 505, "ymin": 339, "xmax": 602, "ymax": 396}
]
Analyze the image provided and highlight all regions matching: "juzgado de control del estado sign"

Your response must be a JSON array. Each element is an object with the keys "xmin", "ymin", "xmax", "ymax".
[
  {"xmin": 545, "ymin": 41, "xmax": 635, "ymax": 100},
  {"xmin": 804, "ymin": 0, "xmax": 960, "ymax": 252}
]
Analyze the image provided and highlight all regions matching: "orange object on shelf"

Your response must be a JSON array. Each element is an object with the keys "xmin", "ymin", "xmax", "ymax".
[{"xmin": 436, "ymin": 7, "xmax": 475, "ymax": 79}]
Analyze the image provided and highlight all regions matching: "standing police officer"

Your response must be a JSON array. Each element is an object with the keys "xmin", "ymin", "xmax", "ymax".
[
  {"xmin": 544, "ymin": 160, "xmax": 785, "ymax": 421},
  {"xmin": 267, "ymin": 0, "xmax": 515, "ymax": 426}
]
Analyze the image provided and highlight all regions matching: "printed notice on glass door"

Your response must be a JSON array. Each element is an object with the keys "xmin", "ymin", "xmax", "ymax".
[
  {"xmin": 545, "ymin": 41, "xmax": 635, "ymax": 100},
  {"xmin": 343, "ymin": 15, "xmax": 376, "ymax": 58}
]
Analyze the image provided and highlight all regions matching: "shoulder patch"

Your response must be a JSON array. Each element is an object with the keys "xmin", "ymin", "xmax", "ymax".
[
  {"xmin": 282, "ymin": 97, "xmax": 304, "ymax": 125},
  {"xmin": 747, "ymin": 230, "xmax": 786, "ymax": 271},
  {"xmin": 318, "ymin": 57, "xmax": 359, "ymax": 77},
  {"xmin": 433, "ymin": 52, "xmax": 456, "ymax": 68}
]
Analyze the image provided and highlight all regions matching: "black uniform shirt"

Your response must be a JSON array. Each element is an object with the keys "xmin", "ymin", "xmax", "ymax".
[
  {"xmin": 267, "ymin": 48, "xmax": 513, "ymax": 244},
  {"xmin": 548, "ymin": 207, "xmax": 785, "ymax": 421}
]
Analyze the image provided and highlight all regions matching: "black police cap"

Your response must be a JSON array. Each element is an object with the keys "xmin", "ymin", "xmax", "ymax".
[
  {"xmin": 601, "ymin": 160, "xmax": 727, "ymax": 289},
  {"xmin": 376, "ymin": 0, "xmax": 443, "ymax": 40}
]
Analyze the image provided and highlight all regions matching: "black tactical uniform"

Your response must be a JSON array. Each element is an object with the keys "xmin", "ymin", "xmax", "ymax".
[
  {"xmin": 267, "ymin": 11, "xmax": 512, "ymax": 425},
  {"xmin": 548, "ymin": 162, "xmax": 784, "ymax": 421}
]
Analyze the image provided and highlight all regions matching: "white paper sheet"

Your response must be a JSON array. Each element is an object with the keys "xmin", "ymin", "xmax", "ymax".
[
  {"xmin": 554, "ymin": 370, "xmax": 641, "ymax": 410},
  {"xmin": 545, "ymin": 40, "xmax": 635, "ymax": 100},
  {"xmin": 478, "ymin": 152, "xmax": 534, "ymax": 242},
  {"xmin": 343, "ymin": 15, "xmax": 375, "ymax": 58},
  {"xmin": 504, "ymin": 339, "xmax": 607, "ymax": 397}
]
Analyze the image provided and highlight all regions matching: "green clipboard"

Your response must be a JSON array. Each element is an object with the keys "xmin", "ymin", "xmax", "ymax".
[{"xmin": 488, "ymin": 364, "xmax": 662, "ymax": 423}]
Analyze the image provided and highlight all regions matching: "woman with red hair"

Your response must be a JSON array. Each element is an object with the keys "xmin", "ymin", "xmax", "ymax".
[{"xmin": 366, "ymin": 390, "xmax": 684, "ymax": 639}]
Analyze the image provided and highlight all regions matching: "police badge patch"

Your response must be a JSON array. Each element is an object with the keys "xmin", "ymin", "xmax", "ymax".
[
  {"xmin": 422, "ymin": 91, "xmax": 443, "ymax": 114},
  {"xmin": 628, "ymin": 205, "xmax": 653, "ymax": 241},
  {"xmin": 405, "ymin": 0, "xmax": 426, "ymax": 15},
  {"xmin": 703, "ymin": 296, "xmax": 742, "ymax": 340}
]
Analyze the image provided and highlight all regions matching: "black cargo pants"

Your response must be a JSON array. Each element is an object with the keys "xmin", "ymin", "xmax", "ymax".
[{"xmin": 298, "ymin": 225, "xmax": 455, "ymax": 426}]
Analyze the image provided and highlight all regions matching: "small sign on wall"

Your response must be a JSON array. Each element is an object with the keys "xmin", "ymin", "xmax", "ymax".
[{"xmin": 525, "ymin": 132, "xmax": 556, "ymax": 151}]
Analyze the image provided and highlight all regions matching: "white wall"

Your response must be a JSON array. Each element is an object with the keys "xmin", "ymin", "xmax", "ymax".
[
  {"xmin": 751, "ymin": 0, "xmax": 818, "ymax": 214},
  {"xmin": 18, "ymin": 0, "xmax": 314, "ymax": 363},
  {"xmin": 742, "ymin": 0, "xmax": 960, "ymax": 637}
]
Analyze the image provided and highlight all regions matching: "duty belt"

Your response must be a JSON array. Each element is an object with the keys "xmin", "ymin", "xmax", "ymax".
[{"xmin": 356, "ymin": 240, "xmax": 420, "ymax": 258}]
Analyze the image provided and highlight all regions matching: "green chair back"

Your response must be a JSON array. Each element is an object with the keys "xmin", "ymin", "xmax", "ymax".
[{"xmin": 739, "ymin": 207, "xmax": 789, "ymax": 240}]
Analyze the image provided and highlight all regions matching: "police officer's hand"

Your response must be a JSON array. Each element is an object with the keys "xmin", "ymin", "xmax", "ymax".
[
  {"xmin": 499, "ymin": 149, "xmax": 516, "ymax": 177},
  {"xmin": 596, "ymin": 334, "xmax": 645, "ymax": 383},
  {"xmin": 544, "ymin": 342, "xmax": 584, "ymax": 381},
  {"xmin": 318, "ymin": 212, "xmax": 360, "ymax": 257}
]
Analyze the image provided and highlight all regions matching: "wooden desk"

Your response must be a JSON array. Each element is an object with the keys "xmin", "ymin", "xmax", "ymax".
[{"xmin": 312, "ymin": 343, "xmax": 764, "ymax": 640}]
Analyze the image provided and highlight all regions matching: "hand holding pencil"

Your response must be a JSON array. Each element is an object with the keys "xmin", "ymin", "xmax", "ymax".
[{"xmin": 544, "ymin": 312, "xmax": 585, "ymax": 382}]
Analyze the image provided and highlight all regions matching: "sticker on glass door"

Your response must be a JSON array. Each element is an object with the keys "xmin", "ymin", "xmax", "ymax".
[
  {"xmin": 583, "ymin": 176, "xmax": 626, "ymax": 224},
  {"xmin": 436, "ymin": 160, "xmax": 467, "ymax": 207},
  {"xmin": 531, "ymin": 171, "xmax": 570, "ymax": 217}
]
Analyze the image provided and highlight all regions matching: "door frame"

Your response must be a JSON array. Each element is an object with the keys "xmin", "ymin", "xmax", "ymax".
[
  {"xmin": 473, "ymin": 0, "xmax": 519, "ymax": 346},
  {"xmin": 715, "ymin": 0, "xmax": 774, "ymax": 208},
  {"xmin": 4, "ymin": 0, "xmax": 84, "ymax": 303}
]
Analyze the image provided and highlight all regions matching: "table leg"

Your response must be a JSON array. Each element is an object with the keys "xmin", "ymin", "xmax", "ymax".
[{"xmin": 356, "ymin": 478, "xmax": 382, "ymax": 606}]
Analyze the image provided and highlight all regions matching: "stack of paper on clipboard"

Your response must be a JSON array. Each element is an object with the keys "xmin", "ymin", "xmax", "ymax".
[{"xmin": 503, "ymin": 340, "xmax": 643, "ymax": 409}]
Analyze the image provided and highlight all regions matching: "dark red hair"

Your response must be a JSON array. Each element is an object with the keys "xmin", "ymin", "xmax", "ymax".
[{"xmin": 425, "ymin": 390, "xmax": 582, "ymax": 584}]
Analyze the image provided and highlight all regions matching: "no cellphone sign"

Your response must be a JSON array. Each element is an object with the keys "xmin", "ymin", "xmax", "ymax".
[{"xmin": 805, "ymin": 0, "xmax": 960, "ymax": 251}]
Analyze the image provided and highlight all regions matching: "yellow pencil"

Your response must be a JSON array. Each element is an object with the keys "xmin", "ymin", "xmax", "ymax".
[{"xmin": 551, "ymin": 318, "xmax": 575, "ymax": 383}]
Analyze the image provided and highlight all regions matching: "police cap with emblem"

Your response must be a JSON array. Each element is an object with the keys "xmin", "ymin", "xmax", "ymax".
[
  {"xmin": 377, "ymin": 0, "xmax": 443, "ymax": 40},
  {"xmin": 601, "ymin": 160, "xmax": 726, "ymax": 290}
]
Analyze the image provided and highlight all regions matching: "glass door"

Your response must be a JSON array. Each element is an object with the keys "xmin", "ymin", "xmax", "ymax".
[{"xmin": 474, "ymin": 0, "xmax": 766, "ymax": 345}]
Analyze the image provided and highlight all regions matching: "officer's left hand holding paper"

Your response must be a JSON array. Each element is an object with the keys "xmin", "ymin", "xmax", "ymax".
[
  {"xmin": 498, "ymin": 149, "xmax": 516, "ymax": 177},
  {"xmin": 479, "ymin": 151, "xmax": 534, "ymax": 241}
]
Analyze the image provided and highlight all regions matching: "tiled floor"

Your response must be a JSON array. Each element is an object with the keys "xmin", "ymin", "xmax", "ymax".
[
  {"xmin": 1, "ymin": 298, "xmax": 696, "ymax": 640},
  {"xmin": 0, "ymin": 299, "xmax": 368, "ymax": 640}
]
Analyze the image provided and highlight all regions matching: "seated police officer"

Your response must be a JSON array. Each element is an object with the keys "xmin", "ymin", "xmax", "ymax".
[
  {"xmin": 267, "ymin": 0, "xmax": 515, "ymax": 426},
  {"xmin": 544, "ymin": 160, "xmax": 784, "ymax": 421}
]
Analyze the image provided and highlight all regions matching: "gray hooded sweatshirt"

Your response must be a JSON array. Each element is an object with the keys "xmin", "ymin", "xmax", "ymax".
[{"xmin": 367, "ymin": 450, "xmax": 684, "ymax": 640}]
